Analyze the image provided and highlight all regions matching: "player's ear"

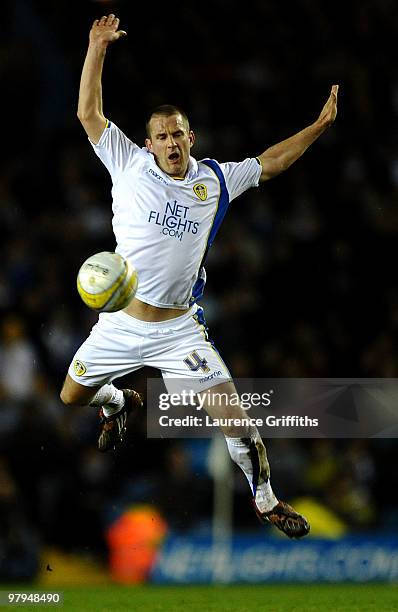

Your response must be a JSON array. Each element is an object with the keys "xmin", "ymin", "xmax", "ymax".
[
  {"xmin": 189, "ymin": 130, "xmax": 195, "ymax": 148},
  {"xmin": 145, "ymin": 138, "xmax": 153, "ymax": 152}
]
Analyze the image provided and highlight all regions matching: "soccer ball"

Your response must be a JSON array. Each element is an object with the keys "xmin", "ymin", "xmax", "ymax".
[{"xmin": 77, "ymin": 251, "xmax": 138, "ymax": 312}]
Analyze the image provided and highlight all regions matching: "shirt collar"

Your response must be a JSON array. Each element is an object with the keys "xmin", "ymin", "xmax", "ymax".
[{"xmin": 185, "ymin": 156, "xmax": 199, "ymax": 181}]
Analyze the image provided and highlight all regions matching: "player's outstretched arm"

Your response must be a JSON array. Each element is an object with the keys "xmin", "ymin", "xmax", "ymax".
[
  {"xmin": 258, "ymin": 85, "xmax": 339, "ymax": 182},
  {"xmin": 77, "ymin": 14, "xmax": 127, "ymax": 144}
]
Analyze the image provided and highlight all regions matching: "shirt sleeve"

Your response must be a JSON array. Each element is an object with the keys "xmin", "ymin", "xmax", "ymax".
[
  {"xmin": 219, "ymin": 157, "xmax": 262, "ymax": 201},
  {"xmin": 89, "ymin": 120, "xmax": 140, "ymax": 178}
]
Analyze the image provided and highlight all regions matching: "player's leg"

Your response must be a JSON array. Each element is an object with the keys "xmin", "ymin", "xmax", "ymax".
[
  {"xmin": 60, "ymin": 312, "xmax": 144, "ymax": 451},
  {"xmin": 60, "ymin": 374, "xmax": 142, "ymax": 452},
  {"xmin": 152, "ymin": 305, "xmax": 310, "ymax": 538},
  {"xmin": 198, "ymin": 381, "xmax": 310, "ymax": 539},
  {"xmin": 61, "ymin": 373, "xmax": 124, "ymax": 410},
  {"xmin": 197, "ymin": 380, "xmax": 276, "ymax": 509},
  {"xmin": 60, "ymin": 374, "xmax": 100, "ymax": 406}
]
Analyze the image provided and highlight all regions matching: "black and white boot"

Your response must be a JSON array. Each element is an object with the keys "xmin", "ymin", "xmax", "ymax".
[{"xmin": 98, "ymin": 389, "xmax": 142, "ymax": 452}]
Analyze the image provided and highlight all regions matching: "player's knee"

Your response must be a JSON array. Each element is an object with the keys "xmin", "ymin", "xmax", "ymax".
[
  {"xmin": 60, "ymin": 386, "xmax": 89, "ymax": 407},
  {"xmin": 60, "ymin": 374, "xmax": 97, "ymax": 407},
  {"xmin": 59, "ymin": 387, "xmax": 76, "ymax": 406},
  {"xmin": 220, "ymin": 421, "xmax": 251, "ymax": 437}
]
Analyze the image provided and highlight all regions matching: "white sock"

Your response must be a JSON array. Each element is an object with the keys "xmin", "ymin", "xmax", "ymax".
[
  {"xmin": 255, "ymin": 479, "xmax": 278, "ymax": 513},
  {"xmin": 89, "ymin": 384, "xmax": 125, "ymax": 417},
  {"xmin": 226, "ymin": 430, "xmax": 278, "ymax": 513}
]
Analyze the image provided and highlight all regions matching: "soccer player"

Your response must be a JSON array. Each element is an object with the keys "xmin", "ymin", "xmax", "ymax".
[{"xmin": 60, "ymin": 14, "xmax": 338, "ymax": 538}]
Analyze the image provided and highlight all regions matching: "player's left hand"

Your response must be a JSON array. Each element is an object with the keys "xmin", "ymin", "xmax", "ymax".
[{"xmin": 317, "ymin": 85, "xmax": 339, "ymax": 128}]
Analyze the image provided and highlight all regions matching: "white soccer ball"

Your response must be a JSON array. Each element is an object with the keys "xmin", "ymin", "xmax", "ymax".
[{"xmin": 77, "ymin": 251, "xmax": 138, "ymax": 312}]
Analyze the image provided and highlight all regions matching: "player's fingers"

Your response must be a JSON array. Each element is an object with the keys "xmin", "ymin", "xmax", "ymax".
[
  {"xmin": 99, "ymin": 15, "xmax": 107, "ymax": 24},
  {"xmin": 92, "ymin": 19, "xmax": 99, "ymax": 27},
  {"xmin": 114, "ymin": 17, "xmax": 120, "ymax": 30},
  {"xmin": 116, "ymin": 30, "xmax": 127, "ymax": 38},
  {"xmin": 106, "ymin": 13, "xmax": 115, "ymax": 25},
  {"xmin": 331, "ymin": 84, "xmax": 339, "ymax": 97}
]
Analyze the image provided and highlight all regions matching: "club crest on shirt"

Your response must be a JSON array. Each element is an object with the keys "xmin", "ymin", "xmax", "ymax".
[
  {"xmin": 73, "ymin": 360, "xmax": 87, "ymax": 376},
  {"xmin": 193, "ymin": 183, "xmax": 208, "ymax": 201}
]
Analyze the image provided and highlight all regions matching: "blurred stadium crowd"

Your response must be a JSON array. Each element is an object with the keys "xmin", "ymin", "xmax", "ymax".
[{"xmin": 1, "ymin": 0, "xmax": 398, "ymax": 580}]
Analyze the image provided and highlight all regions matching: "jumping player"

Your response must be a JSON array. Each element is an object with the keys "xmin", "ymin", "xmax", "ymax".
[{"xmin": 60, "ymin": 14, "xmax": 338, "ymax": 539}]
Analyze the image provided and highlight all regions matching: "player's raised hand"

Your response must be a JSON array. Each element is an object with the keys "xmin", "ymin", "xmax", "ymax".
[
  {"xmin": 317, "ymin": 85, "xmax": 339, "ymax": 128},
  {"xmin": 89, "ymin": 14, "xmax": 127, "ymax": 48}
]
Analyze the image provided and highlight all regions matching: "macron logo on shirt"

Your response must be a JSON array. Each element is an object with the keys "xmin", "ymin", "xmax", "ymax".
[{"xmin": 148, "ymin": 168, "xmax": 168, "ymax": 184}]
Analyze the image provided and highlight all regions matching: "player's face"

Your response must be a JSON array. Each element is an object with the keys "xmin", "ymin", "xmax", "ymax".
[{"xmin": 146, "ymin": 114, "xmax": 195, "ymax": 177}]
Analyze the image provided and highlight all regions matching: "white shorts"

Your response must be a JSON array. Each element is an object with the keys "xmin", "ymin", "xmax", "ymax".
[{"xmin": 68, "ymin": 304, "xmax": 231, "ymax": 394}]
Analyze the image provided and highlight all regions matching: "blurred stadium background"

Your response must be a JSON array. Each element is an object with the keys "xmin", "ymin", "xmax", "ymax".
[{"xmin": 1, "ymin": 0, "xmax": 398, "ymax": 606}]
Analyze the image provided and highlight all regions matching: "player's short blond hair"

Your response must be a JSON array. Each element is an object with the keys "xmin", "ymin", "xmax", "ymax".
[{"xmin": 146, "ymin": 105, "xmax": 190, "ymax": 137}]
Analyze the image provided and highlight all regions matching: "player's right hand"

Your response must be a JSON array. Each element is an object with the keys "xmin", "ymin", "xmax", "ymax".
[
  {"xmin": 89, "ymin": 14, "xmax": 127, "ymax": 47},
  {"xmin": 317, "ymin": 85, "xmax": 339, "ymax": 129}
]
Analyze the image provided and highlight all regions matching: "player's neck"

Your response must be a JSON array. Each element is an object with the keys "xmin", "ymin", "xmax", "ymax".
[{"xmin": 156, "ymin": 160, "xmax": 189, "ymax": 180}]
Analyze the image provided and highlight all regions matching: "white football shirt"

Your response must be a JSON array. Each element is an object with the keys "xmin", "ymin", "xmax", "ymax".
[{"xmin": 90, "ymin": 121, "xmax": 262, "ymax": 309}]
